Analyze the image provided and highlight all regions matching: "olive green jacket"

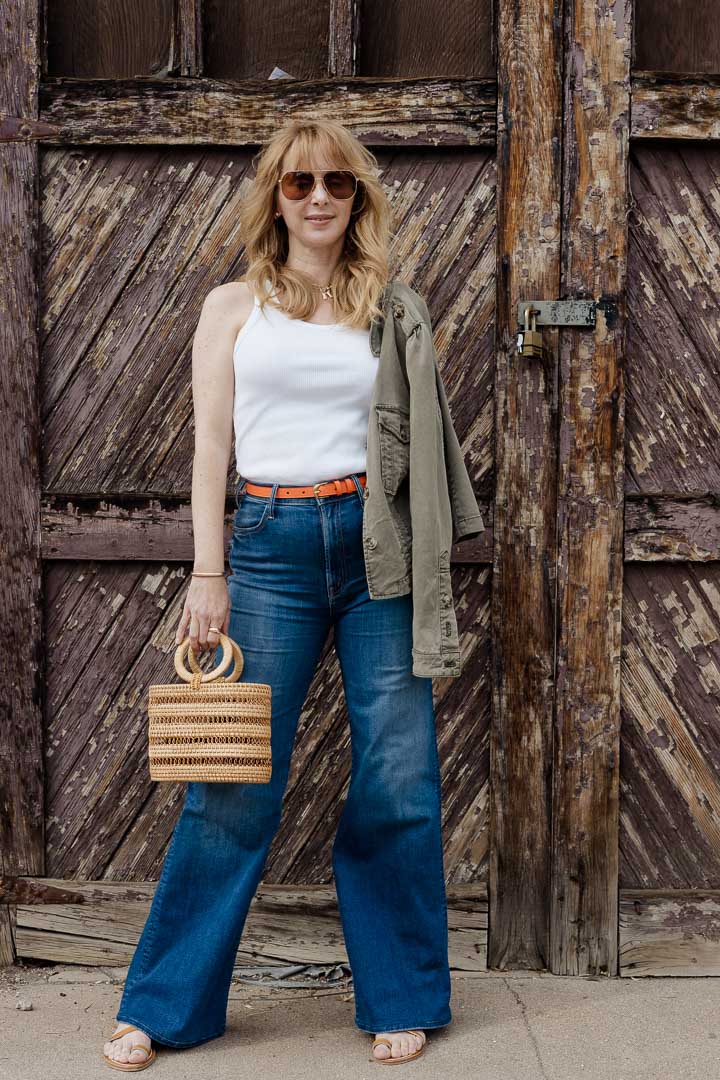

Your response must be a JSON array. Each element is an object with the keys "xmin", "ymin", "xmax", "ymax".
[{"xmin": 364, "ymin": 279, "xmax": 485, "ymax": 678}]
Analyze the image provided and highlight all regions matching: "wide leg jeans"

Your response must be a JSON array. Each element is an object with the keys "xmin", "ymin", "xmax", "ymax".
[{"xmin": 115, "ymin": 474, "xmax": 452, "ymax": 1046}]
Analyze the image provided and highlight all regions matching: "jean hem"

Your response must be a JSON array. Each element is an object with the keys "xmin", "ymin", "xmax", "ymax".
[
  {"xmin": 354, "ymin": 1015, "xmax": 452, "ymax": 1034},
  {"xmin": 114, "ymin": 1013, "xmax": 226, "ymax": 1049}
]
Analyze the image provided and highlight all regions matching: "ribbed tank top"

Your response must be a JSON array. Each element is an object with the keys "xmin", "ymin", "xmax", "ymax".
[{"xmin": 232, "ymin": 286, "xmax": 378, "ymax": 484}]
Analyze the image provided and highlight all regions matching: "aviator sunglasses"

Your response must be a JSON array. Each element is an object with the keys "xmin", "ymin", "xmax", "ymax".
[{"xmin": 278, "ymin": 169, "xmax": 360, "ymax": 201}]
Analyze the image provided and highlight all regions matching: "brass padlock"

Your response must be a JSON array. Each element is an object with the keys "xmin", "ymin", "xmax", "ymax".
[{"xmin": 517, "ymin": 305, "xmax": 543, "ymax": 357}]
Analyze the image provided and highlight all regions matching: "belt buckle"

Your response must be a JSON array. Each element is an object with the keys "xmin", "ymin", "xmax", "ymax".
[{"xmin": 314, "ymin": 478, "xmax": 343, "ymax": 497}]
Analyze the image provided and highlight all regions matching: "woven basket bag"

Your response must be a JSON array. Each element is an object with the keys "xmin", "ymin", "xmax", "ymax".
[{"xmin": 148, "ymin": 632, "xmax": 272, "ymax": 782}]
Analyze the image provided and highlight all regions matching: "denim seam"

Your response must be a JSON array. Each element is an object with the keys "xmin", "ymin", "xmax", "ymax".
[
  {"xmin": 333, "ymin": 498, "xmax": 347, "ymax": 599},
  {"xmin": 232, "ymin": 499, "xmax": 270, "ymax": 535},
  {"xmin": 123, "ymin": 811, "xmax": 184, "ymax": 992},
  {"xmin": 433, "ymin": 748, "xmax": 450, "ymax": 931}
]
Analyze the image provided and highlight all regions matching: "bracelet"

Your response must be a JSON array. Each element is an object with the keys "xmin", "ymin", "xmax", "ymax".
[{"xmin": 192, "ymin": 570, "xmax": 226, "ymax": 577}]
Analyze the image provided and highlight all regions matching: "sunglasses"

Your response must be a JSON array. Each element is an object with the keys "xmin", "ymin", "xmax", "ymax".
[{"xmin": 278, "ymin": 170, "xmax": 359, "ymax": 201}]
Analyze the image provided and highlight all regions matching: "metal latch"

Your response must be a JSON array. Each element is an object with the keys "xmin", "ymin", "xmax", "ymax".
[{"xmin": 516, "ymin": 299, "xmax": 597, "ymax": 357}]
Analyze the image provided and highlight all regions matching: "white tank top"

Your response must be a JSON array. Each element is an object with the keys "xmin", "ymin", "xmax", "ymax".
[{"xmin": 232, "ymin": 286, "xmax": 378, "ymax": 484}]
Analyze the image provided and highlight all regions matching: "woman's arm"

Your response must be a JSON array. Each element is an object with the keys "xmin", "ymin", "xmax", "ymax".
[
  {"xmin": 175, "ymin": 282, "xmax": 252, "ymax": 651},
  {"xmin": 190, "ymin": 285, "xmax": 240, "ymax": 573}
]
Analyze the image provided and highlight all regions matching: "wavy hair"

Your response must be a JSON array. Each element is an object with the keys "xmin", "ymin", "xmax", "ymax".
[{"xmin": 237, "ymin": 118, "xmax": 394, "ymax": 329}]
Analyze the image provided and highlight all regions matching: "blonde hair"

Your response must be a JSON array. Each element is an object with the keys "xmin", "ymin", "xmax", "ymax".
[{"xmin": 237, "ymin": 118, "xmax": 394, "ymax": 329}]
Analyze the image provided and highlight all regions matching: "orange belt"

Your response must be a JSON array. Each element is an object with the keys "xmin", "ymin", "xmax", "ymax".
[{"xmin": 243, "ymin": 473, "xmax": 366, "ymax": 499}]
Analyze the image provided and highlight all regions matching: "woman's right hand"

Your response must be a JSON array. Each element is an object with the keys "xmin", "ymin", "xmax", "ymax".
[{"xmin": 175, "ymin": 576, "xmax": 231, "ymax": 653}]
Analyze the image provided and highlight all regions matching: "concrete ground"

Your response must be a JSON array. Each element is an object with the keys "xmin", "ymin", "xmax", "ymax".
[{"xmin": 1, "ymin": 962, "xmax": 716, "ymax": 1080}]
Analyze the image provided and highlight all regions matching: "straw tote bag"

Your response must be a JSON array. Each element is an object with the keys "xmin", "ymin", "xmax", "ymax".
[{"xmin": 147, "ymin": 632, "xmax": 272, "ymax": 782}]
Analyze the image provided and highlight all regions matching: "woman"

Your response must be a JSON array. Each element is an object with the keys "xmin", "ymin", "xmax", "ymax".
[{"xmin": 103, "ymin": 117, "xmax": 451, "ymax": 1070}]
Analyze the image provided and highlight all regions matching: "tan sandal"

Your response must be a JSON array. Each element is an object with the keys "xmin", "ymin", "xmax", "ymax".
[
  {"xmin": 103, "ymin": 1024, "xmax": 157, "ymax": 1071},
  {"xmin": 371, "ymin": 1028, "xmax": 427, "ymax": 1064}
]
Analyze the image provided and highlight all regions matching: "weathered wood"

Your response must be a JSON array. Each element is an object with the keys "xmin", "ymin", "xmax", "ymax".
[
  {"xmin": 40, "ymin": 495, "xmax": 720, "ymax": 564},
  {"xmin": 358, "ymin": 1, "xmax": 494, "ymax": 78},
  {"xmin": 620, "ymin": 891, "xmax": 720, "ymax": 976},
  {"xmin": 3, "ymin": 880, "xmax": 488, "ymax": 971},
  {"xmin": 42, "ymin": 563, "xmax": 190, "ymax": 880},
  {"xmin": 631, "ymin": 74, "xmax": 720, "ymax": 140},
  {"xmin": 5, "ymin": 74, "xmax": 720, "ymax": 147},
  {"xmin": 620, "ymin": 134, "xmax": 720, "ymax": 904},
  {"xmin": 626, "ymin": 143, "xmax": 720, "ymax": 496},
  {"xmin": 202, "ymin": 0, "xmax": 331, "ymax": 80},
  {"xmin": 176, "ymin": 0, "xmax": 203, "ymax": 77},
  {"xmin": 44, "ymin": 0, "xmax": 174, "ymax": 79},
  {"xmin": 625, "ymin": 497, "xmax": 720, "ymax": 561},
  {"xmin": 40, "ymin": 501, "xmax": 237, "ymax": 560},
  {"xmin": 634, "ymin": 3, "xmax": 720, "ymax": 75},
  {"xmin": 550, "ymin": 0, "xmax": 630, "ymax": 976},
  {"xmin": 0, "ymin": 907, "xmax": 16, "ymax": 967},
  {"xmin": 40, "ymin": 147, "xmax": 250, "ymax": 494},
  {"xmin": 0, "ymin": 0, "xmax": 43, "ymax": 970},
  {"xmin": 489, "ymin": 0, "xmax": 561, "ymax": 970},
  {"xmin": 328, "ymin": 0, "xmax": 356, "ymax": 77},
  {"xmin": 26, "ymin": 78, "xmax": 497, "ymax": 146},
  {"xmin": 39, "ymin": 500, "xmax": 492, "ymax": 562},
  {"xmin": 621, "ymin": 562, "xmax": 720, "ymax": 889}
]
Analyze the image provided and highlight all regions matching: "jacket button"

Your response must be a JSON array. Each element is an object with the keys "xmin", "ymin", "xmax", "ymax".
[
  {"xmin": 364, "ymin": 487, "xmax": 370, "ymax": 500},
  {"xmin": 365, "ymin": 536, "xmax": 377, "ymax": 549},
  {"xmin": 392, "ymin": 301, "xmax": 405, "ymax": 319}
]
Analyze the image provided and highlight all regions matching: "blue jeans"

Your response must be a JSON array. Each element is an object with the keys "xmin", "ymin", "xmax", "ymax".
[{"xmin": 116, "ymin": 473, "xmax": 452, "ymax": 1047}]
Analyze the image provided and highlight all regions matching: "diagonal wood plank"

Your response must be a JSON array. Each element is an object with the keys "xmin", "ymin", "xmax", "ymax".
[
  {"xmin": 622, "ymin": 563, "xmax": 720, "ymax": 888},
  {"xmin": 626, "ymin": 144, "xmax": 720, "ymax": 495}
]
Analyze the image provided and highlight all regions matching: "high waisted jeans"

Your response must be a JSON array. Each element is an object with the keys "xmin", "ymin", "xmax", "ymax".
[{"xmin": 115, "ymin": 472, "xmax": 452, "ymax": 1047}]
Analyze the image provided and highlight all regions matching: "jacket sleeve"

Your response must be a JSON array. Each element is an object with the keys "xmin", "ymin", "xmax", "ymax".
[
  {"xmin": 412, "ymin": 295, "xmax": 485, "ymax": 543},
  {"xmin": 405, "ymin": 318, "xmax": 458, "ymax": 670}
]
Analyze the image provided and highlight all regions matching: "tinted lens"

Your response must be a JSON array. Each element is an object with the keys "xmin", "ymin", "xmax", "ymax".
[
  {"xmin": 324, "ymin": 171, "xmax": 357, "ymax": 198},
  {"xmin": 279, "ymin": 170, "xmax": 358, "ymax": 200},
  {"xmin": 281, "ymin": 171, "xmax": 315, "ymax": 199}
]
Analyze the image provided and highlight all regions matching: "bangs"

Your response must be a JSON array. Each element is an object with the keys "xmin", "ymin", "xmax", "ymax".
[{"xmin": 282, "ymin": 127, "xmax": 355, "ymax": 174}]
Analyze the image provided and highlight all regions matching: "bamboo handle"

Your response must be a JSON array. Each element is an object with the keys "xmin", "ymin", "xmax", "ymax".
[{"xmin": 174, "ymin": 632, "xmax": 245, "ymax": 683}]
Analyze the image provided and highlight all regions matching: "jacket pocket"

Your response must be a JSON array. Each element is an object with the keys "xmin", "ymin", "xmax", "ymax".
[{"xmin": 376, "ymin": 404, "xmax": 410, "ymax": 497}]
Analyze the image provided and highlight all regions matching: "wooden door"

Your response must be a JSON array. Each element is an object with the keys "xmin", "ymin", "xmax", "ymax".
[
  {"xmin": 3, "ymin": 0, "xmax": 720, "ymax": 983},
  {"xmin": 618, "ymin": 15, "xmax": 720, "ymax": 972},
  {"xmin": 490, "ymin": 0, "xmax": 720, "ymax": 978},
  {"xmin": 1, "ymin": 0, "xmax": 493, "ymax": 973}
]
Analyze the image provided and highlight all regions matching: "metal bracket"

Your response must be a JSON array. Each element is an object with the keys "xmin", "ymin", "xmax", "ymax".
[
  {"xmin": 0, "ymin": 116, "xmax": 62, "ymax": 142},
  {"xmin": 516, "ymin": 300, "xmax": 597, "ymax": 328}
]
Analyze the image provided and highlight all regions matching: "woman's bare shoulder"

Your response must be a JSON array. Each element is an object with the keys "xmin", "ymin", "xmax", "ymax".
[{"xmin": 202, "ymin": 279, "xmax": 255, "ymax": 336}]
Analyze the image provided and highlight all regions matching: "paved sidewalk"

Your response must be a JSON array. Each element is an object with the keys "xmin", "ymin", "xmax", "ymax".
[{"xmin": 1, "ymin": 963, "xmax": 716, "ymax": 1079}]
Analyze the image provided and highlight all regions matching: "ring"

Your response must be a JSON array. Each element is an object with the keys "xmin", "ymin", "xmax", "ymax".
[{"xmin": 208, "ymin": 626, "xmax": 221, "ymax": 633}]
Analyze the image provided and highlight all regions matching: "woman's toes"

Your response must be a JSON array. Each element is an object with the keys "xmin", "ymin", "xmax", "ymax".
[
  {"xmin": 106, "ymin": 1030, "xmax": 151, "ymax": 1063},
  {"xmin": 373, "ymin": 1030, "xmax": 424, "ymax": 1059},
  {"xmin": 396, "ymin": 1035, "xmax": 410, "ymax": 1057}
]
